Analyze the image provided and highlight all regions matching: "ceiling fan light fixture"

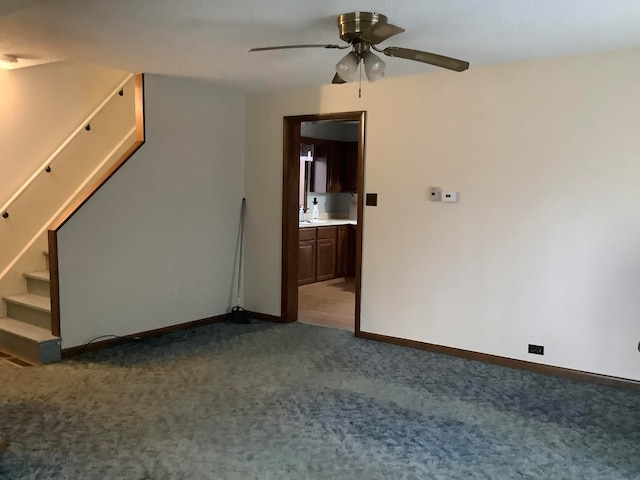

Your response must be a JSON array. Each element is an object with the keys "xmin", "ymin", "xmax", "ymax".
[
  {"xmin": 250, "ymin": 12, "xmax": 470, "ymax": 88},
  {"xmin": 363, "ymin": 51, "xmax": 385, "ymax": 82},
  {"xmin": 335, "ymin": 51, "xmax": 359, "ymax": 82},
  {"xmin": 0, "ymin": 54, "xmax": 18, "ymax": 64}
]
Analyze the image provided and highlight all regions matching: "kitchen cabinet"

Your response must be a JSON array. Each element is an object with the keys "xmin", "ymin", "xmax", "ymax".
[
  {"xmin": 337, "ymin": 225, "xmax": 356, "ymax": 278},
  {"xmin": 308, "ymin": 139, "xmax": 342, "ymax": 193},
  {"xmin": 337, "ymin": 226, "xmax": 348, "ymax": 278},
  {"xmin": 343, "ymin": 141, "xmax": 358, "ymax": 193},
  {"xmin": 315, "ymin": 226, "xmax": 337, "ymax": 282},
  {"xmin": 299, "ymin": 224, "xmax": 355, "ymax": 285},
  {"xmin": 298, "ymin": 228, "xmax": 316, "ymax": 286},
  {"xmin": 303, "ymin": 136, "xmax": 357, "ymax": 194}
]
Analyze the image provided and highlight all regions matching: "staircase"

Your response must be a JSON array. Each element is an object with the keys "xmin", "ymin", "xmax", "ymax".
[{"xmin": 0, "ymin": 251, "xmax": 60, "ymax": 364}]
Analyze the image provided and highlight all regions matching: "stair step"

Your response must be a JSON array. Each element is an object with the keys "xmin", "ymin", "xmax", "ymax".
[
  {"xmin": 0, "ymin": 317, "xmax": 61, "ymax": 364},
  {"xmin": 4, "ymin": 293, "xmax": 50, "ymax": 312},
  {"xmin": 3, "ymin": 294, "xmax": 51, "ymax": 329},
  {"xmin": 24, "ymin": 271, "xmax": 50, "ymax": 282},
  {"xmin": 24, "ymin": 271, "xmax": 50, "ymax": 296},
  {"xmin": 0, "ymin": 317, "xmax": 56, "ymax": 342}
]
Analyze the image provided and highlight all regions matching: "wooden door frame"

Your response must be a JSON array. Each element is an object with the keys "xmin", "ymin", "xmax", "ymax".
[{"xmin": 282, "ymin": 111, "xmax": 366, "ymax": 333}]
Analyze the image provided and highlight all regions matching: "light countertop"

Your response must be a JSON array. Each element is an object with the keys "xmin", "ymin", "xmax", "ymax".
[{"xmin": 299, "ymin": 219, "xmax": 357, "ymax": 228}]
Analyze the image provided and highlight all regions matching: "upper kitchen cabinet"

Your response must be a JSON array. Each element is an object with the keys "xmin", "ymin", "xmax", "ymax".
[
  {"xmin": 343, "ymin": 141, "xmax": 358, "ymax": 193},
  {"xmin": 303, "ymin": 137, "xmax": 358, "ymax": 194},
  {"xmin": 309, "ymin": 138, "xmax": 342, "ymax": 193}
]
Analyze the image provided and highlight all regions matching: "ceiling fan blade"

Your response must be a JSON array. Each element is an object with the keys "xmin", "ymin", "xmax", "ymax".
[
  {"xmin": 332, "ymin": 73, "xmax": 346, "ymax": 84},
  {"xmin": 382, "ymin": 47, "xmax": 469, "ymax": 72},
  {"xmin": 249, "ymin": 44, "xmax": 343, "ymax": 52},
  {"xmin": 361, "ymin": 23, "xmax": 405, "ymax": 44}
]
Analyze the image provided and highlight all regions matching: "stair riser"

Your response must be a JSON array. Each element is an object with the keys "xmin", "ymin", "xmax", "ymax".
[
  {"xmin": 5, "ymin": 304, "xmax": 50, "ymax": 330},
  {"xmin": 26, "ymin": 277, "xmax": 50, "ymax": 297},
  {"xmin": 0, "ymin": 330, "xmax": 60, "ymax": 364}
]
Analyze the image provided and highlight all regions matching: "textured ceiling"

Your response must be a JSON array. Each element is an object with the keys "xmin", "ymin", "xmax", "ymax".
[{"xmin": 2, "ymin": 0, "xmax": 640, "ymax": 93}]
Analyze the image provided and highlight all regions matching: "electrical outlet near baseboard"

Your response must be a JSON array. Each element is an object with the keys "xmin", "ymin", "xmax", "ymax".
[{"xmin": 528, "ymin": 344, "xmax": 544, "ymax": 355}]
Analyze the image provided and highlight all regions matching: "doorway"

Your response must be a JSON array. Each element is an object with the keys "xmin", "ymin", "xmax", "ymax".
[{"xmin": 281, "ymin": 111, "xmax": 365, "ymax": 334}]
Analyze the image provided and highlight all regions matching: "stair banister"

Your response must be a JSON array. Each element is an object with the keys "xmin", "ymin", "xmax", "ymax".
[{"xmin": 1, "ymin": 73, "xmax": 135, "ymax": 219}]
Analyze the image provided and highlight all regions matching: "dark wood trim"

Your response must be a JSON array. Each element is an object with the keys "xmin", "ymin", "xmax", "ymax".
[
  {"xmin": 281, "ymin": 117, "xmax": 300, "ymax": 323},
  {"xmin": 62, "ymin": 312, "xmax": 230, "ymax": 358},
  {"xmin": 356, "ymin": 331, "xmax": 640, "ymax": 392},
  {"xmin": 48, "ymin": 74, "xmax": 146, "ymax": 232},
  {"xmin": 282, "ymin": 112, "xmax": 366, "ymax": 327},
  {"xmin": 47, "ymin": 230, "xmax": 60, "ymax": 337},
  {"xmin": 48, "ymin": 74, "xmax": 146, "ymax": 338},
  {"xmin": 354, "ymin": 112, "xmax": 366, "ymax": 335},
  {"xmin": 244, "ymin": 310, "xmax": 283, "ymax": 323}
]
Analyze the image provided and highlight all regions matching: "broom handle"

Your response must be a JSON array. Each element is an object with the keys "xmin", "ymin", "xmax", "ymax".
[{"xmin": 237, "ymin": 198, "xmax": 246, "ymax": 306}]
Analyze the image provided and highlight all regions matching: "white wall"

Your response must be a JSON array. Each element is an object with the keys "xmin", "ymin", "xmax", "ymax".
[
  {"xmin": 58, "ymin": 75, "xmax": 245, "ymax": 348},
  {"xmin": 0, "ymin": 62, "xmax": 128, "ymax": 206},
  {"xmin": 244, "ymin": 47, "xmax": 640, "ymax": 381}
]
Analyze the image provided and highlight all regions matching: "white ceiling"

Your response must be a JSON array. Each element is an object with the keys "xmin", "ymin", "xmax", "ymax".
[{"xmin": 2, "ymin": 0, "xmax": 640, "ymax": 93}]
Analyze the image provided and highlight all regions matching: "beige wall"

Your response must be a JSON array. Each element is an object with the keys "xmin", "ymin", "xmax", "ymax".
[
  {"xmin": 0, "ymin": 62, "xmax": 128, "ymax": 206},
  {"xmin": 57, "ymin": 75, "xmax": 245, "ymax": 348},
  {"xmin": 244, "ymin": 47, "xmax": 640, "ymax": 381}
]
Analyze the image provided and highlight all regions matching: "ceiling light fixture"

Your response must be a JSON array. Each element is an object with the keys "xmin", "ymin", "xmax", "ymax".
[
  {"xmin": 0, "ymin": 54, "xmax": 18, "ymax": 64},
  {"xmin": 363, "ymin": 51, "xmax": 385, "ymax": 82},
  {"xmin": 335, "ymin": 44, "xmax": 386, "ymax": 85},
  {"xmin": 335, "ymin": 51, "xmax": 360, "ymax": 83}
]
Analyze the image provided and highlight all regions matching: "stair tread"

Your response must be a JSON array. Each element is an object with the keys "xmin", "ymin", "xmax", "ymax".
[
  {"xmin": 3, "ymin": 293, "xmax": 51, "ymax": 312},
  {"xmin": 0, "ymin": 317, "xmax": 58, "ymax": 342},
  {"xmin": 24, "ymin": 271, "xmax": 50, "ymax": 281}
]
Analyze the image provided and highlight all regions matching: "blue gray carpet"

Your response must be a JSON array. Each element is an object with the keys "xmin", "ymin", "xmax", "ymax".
[{"xmin": 0, "ymin": 321, "xmax": 639, "ymax": 479}]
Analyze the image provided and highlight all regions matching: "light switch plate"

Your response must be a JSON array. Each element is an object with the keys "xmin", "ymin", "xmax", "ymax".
[
  {"xmin": 442, "ymin": 191, "xmax": 459, "ymax": 203},
  {"xmin": 429, "ymin": 187, "xmax": 442, "ymax": 202},
  {"xmin": 365, "ymin": 193, "xmax": 378, "ymax": 206}
]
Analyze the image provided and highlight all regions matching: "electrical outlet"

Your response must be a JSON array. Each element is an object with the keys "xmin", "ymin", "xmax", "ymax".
[{"xmin": 528, "ymin": 344, "xmax": 544, "ymax": 355}]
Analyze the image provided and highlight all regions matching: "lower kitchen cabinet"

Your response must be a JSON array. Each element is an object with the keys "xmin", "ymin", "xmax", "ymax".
[
  {"xmin": 298, "ymin": 228, "xmax": 317, "ymax": 286},
  {"xmin": 316, "ymin": 227, "xmax": 337, "ymax": 282},
  {"xmin": 337, "ymin": 225, "xmax": 356, "ymax": 278},
  {"xmin": 299, "ymin": 225, "xmax": 354, "ymax": 285},
  {"xmin": 337, "ymin": 226, "xmax": 348, "ymax": 278}
]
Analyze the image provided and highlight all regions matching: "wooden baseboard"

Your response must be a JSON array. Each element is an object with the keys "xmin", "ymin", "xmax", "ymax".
[
  {"xmin": 356, "ymin": 331, "xmax": 640, "ymax": 392},
  {"xmin": 245, "ymin": 311, "xmax": 283, "ymax": 323},
  {"xmin": 62, "ymin": 313, "xmax": 231, "ymax": 358}
]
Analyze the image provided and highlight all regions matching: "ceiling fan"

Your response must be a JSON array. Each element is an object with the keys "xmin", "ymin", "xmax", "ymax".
[{"xmin": 250, "ymin": 12, "xmax": 469, "ymax": 85}]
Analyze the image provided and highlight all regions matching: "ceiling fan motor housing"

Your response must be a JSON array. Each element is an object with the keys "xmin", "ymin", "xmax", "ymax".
[{"xmin": 338, "ymin": 12, "xmax": 387, "ymax": 43}]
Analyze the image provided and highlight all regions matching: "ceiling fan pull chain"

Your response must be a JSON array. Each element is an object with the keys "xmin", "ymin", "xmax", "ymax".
[{"xmin": 358, "ymin": 61, "xmax": 362, "ymax": 98}]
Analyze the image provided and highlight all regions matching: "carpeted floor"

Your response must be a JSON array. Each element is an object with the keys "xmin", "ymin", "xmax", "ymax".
[{"xmin": 0, "ymin": 321, "xmax": 639, "ymax": 479}]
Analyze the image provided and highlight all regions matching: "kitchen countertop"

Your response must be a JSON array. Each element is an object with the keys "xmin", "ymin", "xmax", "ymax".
[{"xmin": 299, "ymin": 219, "xmax": 357, "ymax": 228}]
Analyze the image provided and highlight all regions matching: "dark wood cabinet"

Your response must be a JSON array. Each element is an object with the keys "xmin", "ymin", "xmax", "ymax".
[
  {"xmin": 337, "ymin": 225, "xmax": 356, "ymax": 278},
  {"xmin": 347, "ymin": 225, "xmax": 356, "ymax": 277},
  {"xmin": 337, "ymin": 226, "xmax": 349, "ymax": 278},
  {"xmin": 309, "ymin": 140, "xmax": 343, "ymax": 193},
  {"xmin": 298, "ymin": 228, "xmax": 317, "ymax": 286},
  {"xmin": 343, "ymin": 141, "xmax": 358, "ymax": 193},
  {"xmin": 303, "ymin": 136, "xmax": 356, "ymax": 194},
  {"xmin": 299, "ymin": 225, "xmax": 354, "ymax": 285},
  {"xmin": 316, "ymin": 227, "xmax": 337, "ymax": 282}
]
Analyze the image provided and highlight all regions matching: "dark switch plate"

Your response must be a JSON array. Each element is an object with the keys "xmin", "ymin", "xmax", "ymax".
[
  {"xmin": 366, "ymin": 193, "xmax": 378, "ymax": 206},
  {"xmin": 528, "ymin": 344, "xmax": 544, "ymax": 355}
]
